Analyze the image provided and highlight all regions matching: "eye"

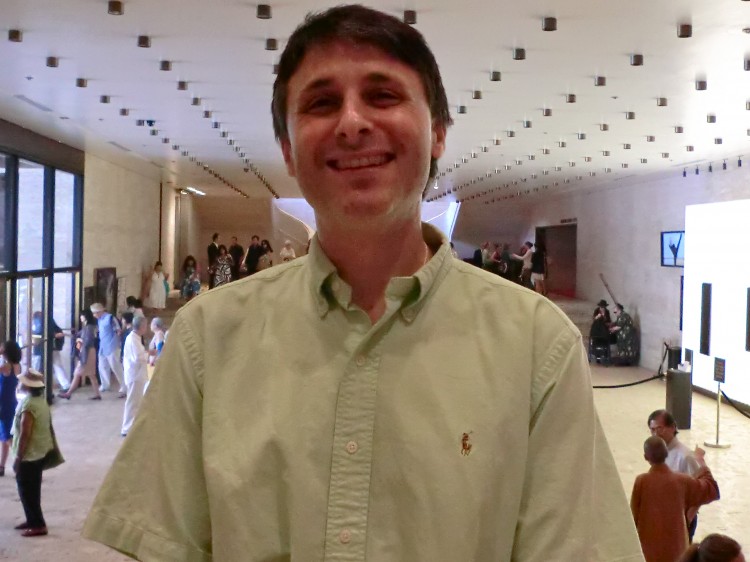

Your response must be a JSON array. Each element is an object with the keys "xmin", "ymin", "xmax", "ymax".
[
  {"xmin": 369, "ymin": 89, "xmax": 401, "ymax": 106},
  {"xmin": 303, "ymin": 96, "xmax": 338, "ymax": 113}
]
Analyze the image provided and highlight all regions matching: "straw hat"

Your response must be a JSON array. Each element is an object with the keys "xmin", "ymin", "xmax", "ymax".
[{"xmin": 19, "ymin": 369, "xmax": 45, "ymax": 388}]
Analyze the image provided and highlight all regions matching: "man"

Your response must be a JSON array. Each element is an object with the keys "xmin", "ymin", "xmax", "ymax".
[
  {"xmin": 84, "ymin": 6, "xmax": 643, "ymax": 561},
  {"xmin": 207, "ymin": 233, "xmax": 220, "ymax": 289},
  {"xmin": 648, "ymin": 409, "xmax": 702, "ymax": 540},
  {"xmin": 631, "ymin": 436, "xmax": 719, "ymax": 562},
  {"xmin": 243, "ymin": 234, "xmax": 264, "ymax": 275},
  {"xmin": 511, "ymin": 241, "xmax": 534, "ymax": 287},
  {"xmin": 91, "ymin": 303, "xmax": 125, "ymax": 397},
  {"xmin": 121, "ymin": 316, "xmax": 155, "ymax": 437},
  {"xmin": 31, "ymin": 311, "xmax": 69, "ymax": 392},
  {"xmin": 228, "ymin": 236, "xmax": 245, "ymax": 280}
]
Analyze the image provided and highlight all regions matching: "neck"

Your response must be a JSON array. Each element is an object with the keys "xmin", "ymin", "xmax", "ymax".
[{"xmin": 317, "ymin": 218, "xmax": 429, "ymax": 323}]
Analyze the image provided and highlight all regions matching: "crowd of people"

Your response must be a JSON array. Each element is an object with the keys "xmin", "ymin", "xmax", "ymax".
[
  {"xmin": 201, "ymin": 233, "xmax": 298, "ymax": 292},
  {"xmin": 472, "ymin": 240, "xmax": 548, "ymax": 295}
]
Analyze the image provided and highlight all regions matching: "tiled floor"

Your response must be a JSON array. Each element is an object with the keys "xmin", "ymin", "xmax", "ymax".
[{"xmin": 0, "ymin": 328, "xmax": 747, "ymax": 560}]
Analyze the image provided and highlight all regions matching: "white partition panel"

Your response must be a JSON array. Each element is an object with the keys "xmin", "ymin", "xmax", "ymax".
[{"xmin": 683, "ymin": 199, "xmax": 750, "ymax": 404}]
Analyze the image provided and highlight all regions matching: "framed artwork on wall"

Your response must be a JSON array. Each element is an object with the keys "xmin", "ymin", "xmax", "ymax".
[
  {"xmin": 94, "ymin": 267, "xmax": 118, "ymax": 314},
  {"xmin": 661, "ymin": 231, "xmax": 684, "ymax": 267}
]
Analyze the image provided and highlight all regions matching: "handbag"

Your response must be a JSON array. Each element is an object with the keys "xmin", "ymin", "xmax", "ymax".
[{"xmin": 42, "ymin": 419, "xmax": 65, "ymax": 471}]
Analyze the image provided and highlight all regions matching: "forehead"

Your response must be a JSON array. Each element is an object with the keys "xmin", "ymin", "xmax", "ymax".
[{"xmin": 288, "ymin": 40, "xmax": 426, "ymax": 96}]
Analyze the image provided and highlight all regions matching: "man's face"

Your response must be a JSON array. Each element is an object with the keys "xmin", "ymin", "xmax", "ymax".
[
  {"xmin": 93, "ymin": 311, "xmax": 103, "ymax": 320},
  {"xmin": 649, "ymin": 416, "xmax": 676, "ymax": 444},
  {"xmin": 251, "ymin": 237, "xmax": 259, "ymax": 246},
  {"xmin": 231, "ymin": 237, "xmax": 237, "ymax": 245},
  {"xmin": 281, "ymin": 41, "xmax": 446, "ymax": 228}
]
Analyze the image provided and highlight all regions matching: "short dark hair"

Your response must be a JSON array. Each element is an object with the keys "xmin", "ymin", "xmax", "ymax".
[
  {"xmin": 121, "ymin": 312, "xmax": 134, "ymax": 326},
  {"xmin": 218, "ymin": 244, "xmax": 228, "ymax": 255},
  {"xmin": 154, "ymin": 260, "xmax": 162, "ymax": 268},
  {"xmin": 678, "ymin": 533, "xmax": 742, "ymax": 562},
  {"xmin": 647, "ymin": 409, "xmax": 678, "ymax": 435},
  {"xmin": 212, "ymin": 233, "xmax": 219, "ymax": 242},
  {"xmin": 251, "ymin": 235, "xmax": 260, "ymax": 241},
  {"xmin": 271, "ymin": 5, "xmax": 452, "ymax": 180},
  {"xmin": 2, "ymin": 340, "xmax": 22, "ymax": 364},
  {"xmin": 81, "ymin": 308, "xmax": 96, "ymax": 325}
]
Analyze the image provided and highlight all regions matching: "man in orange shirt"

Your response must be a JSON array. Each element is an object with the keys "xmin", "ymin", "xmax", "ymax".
[{"xmin": 631, "ymin": 436, "xmax": 720, "ymax": 562}]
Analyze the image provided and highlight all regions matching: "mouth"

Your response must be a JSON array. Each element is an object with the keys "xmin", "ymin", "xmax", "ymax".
[{"xmin": 327, "ymin": 153, "xmax": 395, "ymax": 171}]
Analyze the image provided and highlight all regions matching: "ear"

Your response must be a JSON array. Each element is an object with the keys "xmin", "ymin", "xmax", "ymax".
[
  {"xmin": 431, "ymin": 122, "xmax": 446, "ymax": 160},
  {"xmin": 280, "ymin": 139, "xmax": 297, "ymax": 178}
]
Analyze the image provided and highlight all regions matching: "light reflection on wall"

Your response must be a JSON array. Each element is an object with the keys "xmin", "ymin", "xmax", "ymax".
[{"xmin": 682, "ymin": 200, "xmax": 750, "ymax": 405}]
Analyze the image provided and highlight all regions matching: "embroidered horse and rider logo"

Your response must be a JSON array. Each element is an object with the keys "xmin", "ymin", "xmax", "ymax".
[{"xmin": 461, "ymin": 432, "xmax": 473, "ymax": 456}]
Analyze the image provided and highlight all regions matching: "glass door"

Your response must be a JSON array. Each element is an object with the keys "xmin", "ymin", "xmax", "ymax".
[{"xmin": 15, "ymin": 276, "xmax": 46, "ymax": 373}]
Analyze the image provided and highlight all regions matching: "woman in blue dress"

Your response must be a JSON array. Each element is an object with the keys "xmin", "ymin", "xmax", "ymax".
[{"xmin": 0, "ymin": 340, "xmax": 22, "ymax": 476}]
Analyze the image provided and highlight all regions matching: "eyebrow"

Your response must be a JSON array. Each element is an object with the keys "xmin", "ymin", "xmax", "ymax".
[{"xmin": 299, "ymin": 72, "xmax": 400, "ymax": 95}]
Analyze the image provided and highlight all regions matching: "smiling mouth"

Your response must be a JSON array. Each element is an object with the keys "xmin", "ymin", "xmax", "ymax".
[{"xmin": 328, "ymin": 153, "xmax": 395, "ymax": 171}]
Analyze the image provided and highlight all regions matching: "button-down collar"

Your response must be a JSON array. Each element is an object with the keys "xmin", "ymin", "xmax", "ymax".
[{"xmin": 308, "ymin": 223, "xmax": 452, "ymax": 321}]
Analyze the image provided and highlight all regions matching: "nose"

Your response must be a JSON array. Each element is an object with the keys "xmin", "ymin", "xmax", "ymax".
[{"xmin": 334, "ymin": 95, "xmax": 372, "ymax": 146}]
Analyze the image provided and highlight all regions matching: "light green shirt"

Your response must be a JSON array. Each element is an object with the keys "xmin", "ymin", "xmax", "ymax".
[
  {"xmin": 12, "ymin": 394, "xmax": 53, "ymax": 462},
  {"xmin": 83, "ymin": 224, "xmax": 644, "ymax": 562}
]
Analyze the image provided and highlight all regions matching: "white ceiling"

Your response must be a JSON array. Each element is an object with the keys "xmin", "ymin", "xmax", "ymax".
[{"xmin": 0, "ymin": 0, "xmax": 748, "ymax": 205}]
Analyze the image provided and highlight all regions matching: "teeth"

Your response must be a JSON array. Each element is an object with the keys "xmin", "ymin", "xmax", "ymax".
[{"xmin": 336, "ymin": 154, "xmax": 388, "ymax": 170}]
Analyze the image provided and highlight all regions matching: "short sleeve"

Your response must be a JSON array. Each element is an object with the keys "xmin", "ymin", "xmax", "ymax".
[
  {"xmin": 512, "ymin": 330, "xmax": 644, "ymax": 561},
  {"xmin": 82, "ymin": 314, "xmax": 212, "ymax": 562}
]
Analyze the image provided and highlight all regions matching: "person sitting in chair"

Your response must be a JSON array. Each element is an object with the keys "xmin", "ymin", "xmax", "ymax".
[{"xmin": 589, "ymin": 299, "xmax": 612, "ymax": 364}]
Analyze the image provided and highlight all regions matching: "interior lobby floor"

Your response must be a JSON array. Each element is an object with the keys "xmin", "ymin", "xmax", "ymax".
[{"xmin": 0, "ymin": 358, "xmax": 748, "ymax": 560}]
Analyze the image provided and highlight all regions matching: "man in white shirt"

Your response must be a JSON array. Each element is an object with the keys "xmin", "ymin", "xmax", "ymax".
[
  {"xmin": 648, "ymin": 409, "xmax": 702, "ymax": 541},
  {"xmin": 121, "ymin": 316, "xmax": 153, "ymax": 437}
]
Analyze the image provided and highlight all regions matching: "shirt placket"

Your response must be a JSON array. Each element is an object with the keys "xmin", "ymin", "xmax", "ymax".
[{"xmin": 323, "ymin": 321, "xmax": 389, "ymax": 560}]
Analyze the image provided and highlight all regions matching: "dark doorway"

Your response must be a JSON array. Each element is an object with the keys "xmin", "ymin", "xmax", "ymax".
[{"xmin": 535, "ymin": 224, "xmax": 577, "ymax": 298}]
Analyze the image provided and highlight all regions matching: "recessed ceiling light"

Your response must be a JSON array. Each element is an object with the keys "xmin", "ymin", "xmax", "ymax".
[
  {"xmin": 403, "ymin": 10, "xmax": 417, "ymax": 25},
  {"xmin": 594, "ymin": 76, "xmax": 606, "ymax": 87},
  {"xmin": 136, "ymin": 119, "xmax": 145, "ymax": 126},
  {"xmin": 623, "ymin": 143, "xmax": 631, "ymax": 149},
  {"xmin": 630, "ymin": 53, "xmax": 644, "ymax": 66},
  {"xmin": 542, "ymin": 108, "xmax": 551, "ymax": 117},
  {"xmin": 137, "ymin": 35, "xmax": 151, "ymax": 48},
  {"xmin": 566, "ymin": 93, "xmax": 576, "ymax": 103},
  {"xmin": 686, "ymin": 145, "xmax": 694, "ymax": 151},
  {"xmin": 715, "ymin": 138, "xmax": 723, "ymax": 144},
  {"xmin": 8, "ymin": 29, "xmax": 23, "ymax": 42},
  {"xmin": 646, "ymin": 135, "xmax": 655, "ymax": 142},
  {"xmin": 583, "ymin": 156, "xmax": 592, "ymax": 162},
  {"xmin": 160, "ymin": 60, "xmax": 172, "ymax": 71},
  {"xmin": 100, "ymin": 95, "xmax": 110, "ymax": 104},
  {"xmin": 625, "ymin": 111, "xmax": 635, "ymax": 120},
  {"xmin": 662, "ymin": 152, "xmax": 669, "ymax": 158},
  {"xmin": 266, "ymin": 38, "xmax": 278, "ymax": 51},
  {"xmin": 541, "ymin": 148, "xmax": 550, "ymax": 155},
  {"xmin": 192, "ymin": 97, "xmax": 201, "ymax": 106},
  {"xmin": 558, "ymin": 141, "xmax": 566, "ymax": 147},
  {"xmin": 257, "ymin": 4, "xmax": 271, "ymax": 19},
  {"xmin": 678, "ymin": 23, "xmax": 692, "ymax": 38},
  {"xmin": 674, "ymin": 126, "xmax": 684, "ymax": 133},
  {"xmin": 640, "ymin": 158, "xmax": 648, "ymax": 164},
  {"xmin": 46, "ymin": 56, "xmax": 59, "ymax": 68},
  {"xmin": 76, "ymin": 78, "xmax": 87, "ymax": 88},
  {"xmin": 577, "ymin": 132, "xmax": 586, "ymax": 140},
  {"xmin": 657, "ymin": 97, "xmax": 667, "ymax": 107},
  {"xmin": 542, "ymin": 17, "xmax": 557, "ymax": 31},
  {"xmin": 513, "ymin": 48, "xmax": 526, "ymax": 61},
  {"xmin": 119, "ymin": 108, "xmax": 129, "ymax": 116},
  {"xmin": 177, "ymin": 80, "xmax": 188, "ymax": 90},
  {"xmin": 621, "ymin": 163, "xmax": 629, "ymax": 168},
  {"xmin": 150, "ymin": 129, "xmax": 158, "ymax": 136},
  {"xmin": 602, "ymin": 150, "xmax": 610, "ymax": 156},
  {"xmin": 707, "ymin": 114, "xmax": 716, "ymax": 123},
  {"xmin": 203, "ymin": 110, "xmax": 212, "ymax": 118},
  {"xmin": 457, "ymin": 105, "xmax": 467, "ymax": 114},
  {"xmin": 162, "ymin": 137, "xmax": 170, "ymax": 143},
  {"xmin": 507, "ymin": 130, "xmax": 515, "ymax": 137},
  {"xmin": 600, "ymin": 123, "xmax": 609, "ymax": 132},
  {"xmin": 696, "ymin": 80, "xmax": 707, "ymax": 90},
  {"xmin": 490, "ymin": 70, "xmax": 501, "ymax": 82},
  {"xmin": 108, "ymin": 1, "xmax": 124, "ymax": 15},
  {"xmin": 523, "ymin": 120, "xmax": 532, "ymax": 128},
  {"xmin": 472, "ymin": 90, "xmax": 482, "ymax": 100}
]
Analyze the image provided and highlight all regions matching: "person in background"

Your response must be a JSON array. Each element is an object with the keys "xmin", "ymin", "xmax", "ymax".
[
  {"xmin": 92, "ymin": 303, "xmax": 126, "ymax": 397},
  {"xmin": 119, "ymin": 313, "xmax": 134, "ymax": 361},
  {"xmin": 12, "ymin": 369, "xmax": 54, "ymax": 537},
  {"xmin": 678, "ymin": 534, "xmax": 745, "ymax": 562},
  {"xmin": 0, "ymin": 341, "xmax": 22, "ymax": 477},
  {"xmin": 147, "ymin": 261, "xmax": 168, "ymax": 310},
  {"xmin": 58, "ymin": 309, "xmax": 101, "ymax": 401},
  {"xmin": 180, "ymin": 256, "xmax": 201, "ymax": 301},
  {"xmin": 125, "ymin": 296, "xmax": 145, "ymax": 318},
  {"xmin": 121, "ymin": 316, "xmax": 156, "ymax": 437},
  {"xmin": 148, "ymin": 317, "xmax": 167, "ymax": 367},
  {"xmin": 648, "ymin": 409, "xmax": 702, "ymax": 541},
  {"xmin": 242, "ymin": 235, "xmax": 263, "ymax": 275},
  {"xmin": 610, "ymin": 303, "xmax": 639, "ymax": 366},
  {"xmin": 212, "ymin": 245, "xmax": 233, "ymax": 288},
  {"xmin": 530, "ymin": 242, "xmax": 548, "ymax": 296},
  {"xmin": 511, "ymin": 241, "xmax": 533, "ymax": 287},
  {"xmin": 207, "ymin": 233, "xmax": 220, "ymax": 290},
  {"xmin": 631, "ymin": 436, "xmax": 719, "ymax": 562},
  {"xmin": 31, "ymin": 312, "xmax": 69, "ymax": 392},
  {"xmin": 258, "ymin": 239, "xmax": 274, "ymax": 270},
  {"xmin": 279, "ymin": 240, "xmax": 296, "ymax": 263},
  {"xmin": 228, "ymin": 237, "xmax": 245, "ymax": 280}
]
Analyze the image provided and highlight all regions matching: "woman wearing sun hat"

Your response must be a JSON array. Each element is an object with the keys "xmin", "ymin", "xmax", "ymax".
[{"xmin": 12, "ymin": 369, "xmax": 54, "ymax": 537}]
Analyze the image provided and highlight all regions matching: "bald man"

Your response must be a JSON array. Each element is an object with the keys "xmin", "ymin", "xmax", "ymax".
[{"xmin": 631, "ymin": 437, "xmax": 720, "ymax": 562}]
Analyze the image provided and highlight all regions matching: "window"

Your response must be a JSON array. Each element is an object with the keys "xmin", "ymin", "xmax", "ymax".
[
  {"xmin": 17, "ymin": 159, "xmax": 45, "ymax": 271},
  {"xmin": 54, "ymin": 170, "xmax": 76, "ymax": 267}
]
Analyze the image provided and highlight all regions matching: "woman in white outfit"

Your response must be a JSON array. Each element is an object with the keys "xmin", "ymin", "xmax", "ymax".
[
  {"xmin": 121, "ymin": 316, "xmax": 154, "ymax": 437},
  {"xmin": 279, "ymin": 240, "xmax": 296, "ymax": 263},
  {"xmin": 147, "ymin": 261, "xmax": 168, "ymax": 310}
]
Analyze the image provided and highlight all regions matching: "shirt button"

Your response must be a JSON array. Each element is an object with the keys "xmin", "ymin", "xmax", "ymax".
[
  {"xmin": 345, "ymin": 441, "xmax": 359, "ymax": 454},
  {"xmin": 339, "ymin": 529, "xmax": 352, "ymax": 544},
  {"xmin": 355, "ymin": 355, "xmax": 366, "ymax": 367}
]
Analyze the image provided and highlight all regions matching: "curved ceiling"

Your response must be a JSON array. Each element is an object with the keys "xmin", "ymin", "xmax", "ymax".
[{"xmin": 1, "ymin": 0, "xmax": 748, "ymax": 203}]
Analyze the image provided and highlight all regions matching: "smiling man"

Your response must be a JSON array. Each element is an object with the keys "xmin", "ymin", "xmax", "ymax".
[{"xmin": 83, "ymin": 6, "xmax": 644, "ymax": 561}]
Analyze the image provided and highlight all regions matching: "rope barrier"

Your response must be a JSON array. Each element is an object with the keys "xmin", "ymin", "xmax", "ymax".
[
  {"xmin": 720, "ymin": 390, "xmax": 750, "ymax": 421},
  {"xmin": 593, "ymin": 373, "xmax": 665, "ymax": 389}
]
